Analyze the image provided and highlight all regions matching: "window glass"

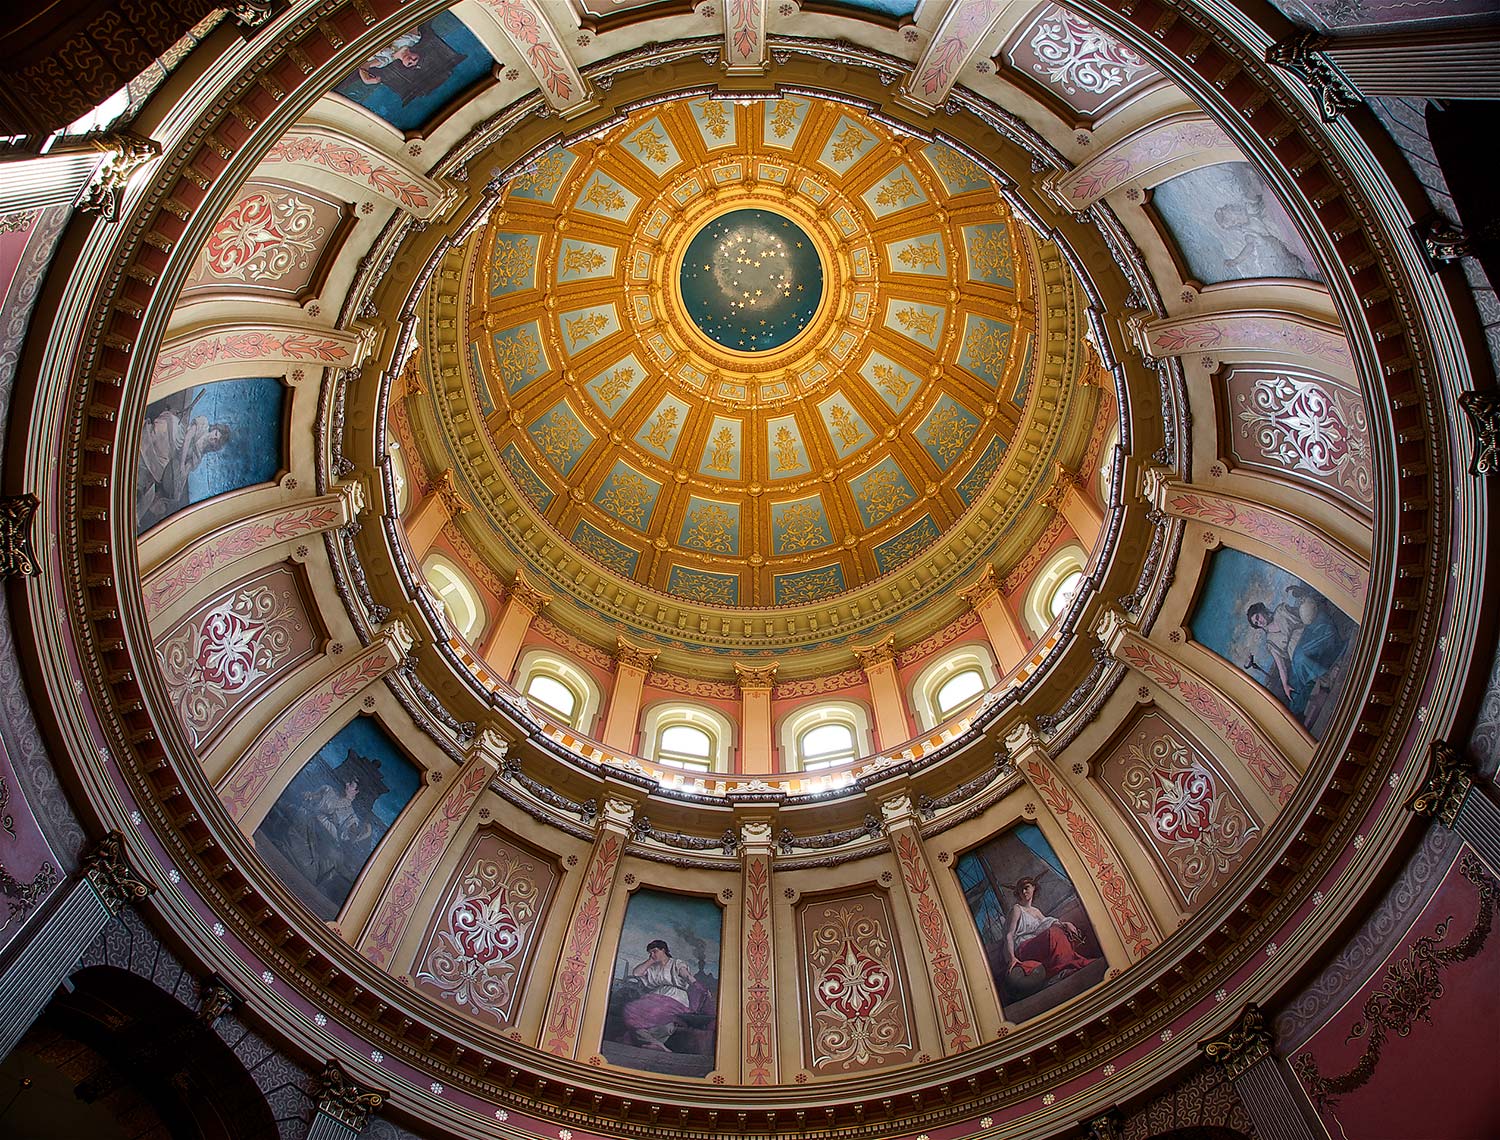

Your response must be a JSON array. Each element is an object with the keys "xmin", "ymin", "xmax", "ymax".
[
  {"xmin": 526, "ymin": 674, "xmax": 577, "ymax": 723},
  {"xmin": 936, "ymin": 669, "xmax": 985, "ymax": 716},
  {"xmin": 799, "ymin": 722, "xmax": 856, "ymax": 769},
  {"xmin": 1047, "ymin": 569, "xmax": 1085, "ymax": 621},
  {"xmin": 425, "ymin": 560, "xmax": 482, "ymax": 639},
  {"xmin": 657, "ymin": 723, "xmax": 713, "ymax": 769}
]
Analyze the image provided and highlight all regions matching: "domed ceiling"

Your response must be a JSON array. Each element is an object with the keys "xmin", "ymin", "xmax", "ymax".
[{"xmin": 411, "ymin": 95, "xmax": 1098, "ymax": 666}]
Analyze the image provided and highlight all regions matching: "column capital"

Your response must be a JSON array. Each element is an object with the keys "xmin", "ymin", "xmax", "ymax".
[
  {"xmin": 599, "ymin": 795, "xmax": 639, "ymax": 833},
  {"xmin": 82, "ymin": 831, "xmax": 154, "ymax": 914},
  {"xmin": 469, "ymin": 724, "xmax": 509, "ymax": 771},
  {"xmin": 734, "ymin": 660, "xmax": 779, "ymax": 690},
  {"xmin": 879, "ymin": 790, "xmax": 919, "ymax": 828},
  {"xmin": 432, "ymin": 468, "xmax": 470, "ymax": 516},
  {"xmin": 1005, "ymin": 720, "xmax": 1047, "ymax": 764},
  {"xmin": 614, "ymin": 637, "xmax": 659, "ymax": 673},
  {"xmin": 197, "ymin": 974, "xmax": 240, "ymax": 1025},
  {"xmin": 336, "ymin": 476, "xmax": 367, "ymax": 519},
  {"xmin": 1081, "ymin": 1109, "xmax": 1124, "ymax": 1140},
  {"xmin": 1042, "ymin": 463, "xmax": 1081, "ymax": 508},
  {"xmin": 1198, "ymin": 1001, "xmax": 1273, "ymax": 1080},
  {"xmin": 959, "ymin": 563, "xmax": 1000, "ymax": 609},
  {"xmin": 1, "ymin": 493, "xmax": 40, "ymax": 577},
  {"xmin": 1092, "ymin": 607, "xmax": 1132, "ymax": 653},
  {"xmin": 509, "ymin": 571, "xmax": 553, "ymax": 614},
  {"xmin": 1458, "ymin": 390, "xmax": 1500, "ymax": 477},
  {"xmin": 1138, "ymin": 464, "xmax": 1175, "ymax": 508},
  {"xmin": 851, "ymin": 636, "xmax": 897, "ymax": 669},
  {"xmin": 1404, "ymin": 739, "xmax": 1475, "ymax": 828},
  {"xmin": 1267, "ymin": 29, "xmax": 1360, "ymax": 122},
  {"xmin": 739, "ymin": 818, "xmax": 777, "ymax": 851},
  {"xmin": 313, "ymin": 1059, "xmax": 386, "ymax": 1132}
]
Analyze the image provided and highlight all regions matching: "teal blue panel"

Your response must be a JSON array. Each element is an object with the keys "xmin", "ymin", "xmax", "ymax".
[
  {"xmin": 571, "ymin": 520, "xmax": 639, "ymax": 577},
  {"xmin": 488, "ymin": 232, "xmax": 540, "ymax": 296},
  {"xmin": 883, "ymin": 299, "xmax": 945, "ymax": 348},
  {"xmin": 861, "ymin": 164, "xmax": 929, "ymax": 218},
  {"xmin": 921, "ymin": 142, "xmax": 991, "ymax": 195},
  {"xmin": 698, "ymin": 416, "xmax": 742, "ymax": 479},
  {"xmin": 817, "ymin": 115, "xmax": 877, "ymax": 175},
  {"xmin": 556, "ymin": 238, "xmax": 618, "ymax": 282},
  {"xmin": 874, "ymin": 515, "xmax": 941, "ymax": 574},
  {"xmin": 491, "ymin": 321, "xmax": 549, "ymax": 395},
  {"xmin": 526, "ymin": 400, "xmax": 593, "ymax": 476},
  {"xmin": 667, "ymin": 565, "xmax": 739, "ymax": 606},
  {"xmin": 858, "ymin": 351, "xmax": 922, "ymax": 414},
  {"xmin": 592, "ymin": 460, "xmax": 661, "ymax": 532},
  {"xmin": 957, "ymin": 313, "xmax": 1014, "ymax": 388},
  {"xmin": 770, "ymin": 494, "xmax": 832, "ymax": 555},
  {"xmin": 506, "ymin": 147, "xmax": 577, "ymax": 204},
  {"xmin": 572, "ymin": 170, "xmax": 639, "ymax": 222},
  {"xmin": 849, "ymin": 456, "xmax": 916, "ymax": 528},
  {"xmin": 962, "ymin": 223, "xmax": 1016, "ymax": 286},
  {"xmin": 621, "ymin": 116, "xmax": 682, "ymax": 176},
  {"xmin": 956, "ymin": 436, "xmax": 1005, "ymax": 505},
  {"xmin": 633, "ymin": 393, "xmax": 692, "ymax": 460},
  {"xmin": 915, "ymin": 394, "xmax": 981, "ymax": 471},
  {"xmin": 766, "ymin": 414, "xmax": 810, "ymax": 479},
  {"xmin": 762, "ymin": 96, "xmax": 809, "ymax": 149},
  {"xmin": 774, "ymin": 563, "xmax": 846, "ymax": 605},
  {"xmin": 501, "ymin": 442, "xmax": 553, "ymax": 510},
  {"xmin": 585, "ymin": 353, "xmax": 646, "ymax": 418},
  {"xmin": 558, "ymin": 305, "xmax": 621, "ymax": 356},
  {"xmin": 816, "ymin": 391, "xmax": 872, "ymax": 459},
  {"xmin": 679, "ymin": 496, "xmax": 740, "ymax": 556},
  {"xmin": 690, "ymin": 97, "xmax": 738, "ymax": 149},
  {"xmin": 886, "ymin": 233, "xmax": 947, "ymax": 277}
]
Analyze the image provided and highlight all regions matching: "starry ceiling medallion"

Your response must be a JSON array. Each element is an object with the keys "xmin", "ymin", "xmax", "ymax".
[{"xmin": 679, "ymin": 208, "xmax": 824, "ymax": 353}]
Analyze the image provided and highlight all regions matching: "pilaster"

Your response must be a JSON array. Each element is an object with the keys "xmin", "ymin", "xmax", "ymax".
[
  {"xmin": 601, "ymin": 639, "xmax": 658, "ymax": 753},
  {"xmin": 308, "ymin": 1059, "xmax": 385, "ymax": 1139},
  {"xmin": 1406, "ymin": 740, "xmax": 1500, "ymax": 871},
  {"xmin": 1199, "ymin": 1003, "xmax": 1319, "ymax": 1140},
  {"xmin": 852, "ymin": 637, "xmax": 910, "ymax": 751},
  {"xmin": 740, "ymin": 819, "xmax": 777, "ymax": 1085},
  {"xmin": 960, "ymin": 564, "xmax": 1028, "ymax": 675},
  {"xmin": 481, "ymin": 571, "xmax": 551, "ymax": 683},
  {"xmin": 735, "ymin": 662, "xmax": 778, "ymax": 774}
]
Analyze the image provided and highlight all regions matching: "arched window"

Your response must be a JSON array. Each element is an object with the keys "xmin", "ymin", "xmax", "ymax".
[
  {"xmin": 936, "ymin": 668, "xmax": 986, "ymax": 717},
  {"xmin": 525, "ymin": 673, "xmax": 578, "ymax": 724},
  {"xmin": 514, "ymin": 652, "xmax": 603, "ymax": 736},
  {"xmin": 1023, "ymin": 545, "xmax": 1088, "ymax": 638},
  {"xmin": 422, "ymin": 554, "xmax": 485, "ymax": 640},
  {"xmin": 911, "ymin": 645, "xmax": 1000, "ymax": 732},
  {"xmin": 388, "ymin": 441, "xmax": 411, "ymax": 516},
  {"xmin": 641, "ymin": 704, "xmax": 733, "ymax": 772},
  {"xmin": 778, "ymin": 702, "xmax": 873, "ymax": 771}
]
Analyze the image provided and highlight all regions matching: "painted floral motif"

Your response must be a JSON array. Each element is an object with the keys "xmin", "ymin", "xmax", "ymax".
[
  {"xmin": 204, "ymin": 191, "xmax": 325, "ymax": 282},
  {"xmin": 416, "ymin": 841, "xmax": 545, "ymax": 1024},
  {"xmin": 743, "ymin": 855, "xmax": 775, "ymax": 1085},
  {"xmin": 1026, "ymin": 10, "xmax": 1151, "ymax": 102},
  {"xmin": 544, "ymin": 832, "xmax": 621, "ymax": 1055},
  {"xmin": 1234, "ymin": 371, "xmax": 1372, "ymax": 507},
  {"xmin": 264, "ymin": 136, "xmax": 431, "ymax": 210},
  {"xmin": 893, "ymin": 832, "xmax": 975, "ymax": 1052},
  {"xmin": 1120, "ymin": 733, "xmax": 1258, "ymax": 905},
  {"xmin": 479, "ymin": 0, "xmax": 575, "ymax": 101},
  {"xmin": 151, "ymin": 331, "xmax": 350, "ymax": 384},
  {"xmin": 914, "ymin": 0, "xmax": 1003, "ymax": 100},
  {"xmin": 158, "ymin": 579, "xmax": 305, "ymax": 748},
  {"xmin": 806, "ymin": 899, "xmax": 911, "ymax": 1070}
]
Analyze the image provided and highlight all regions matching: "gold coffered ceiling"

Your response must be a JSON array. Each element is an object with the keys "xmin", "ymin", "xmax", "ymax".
[{"xmin": 413, "ymin": 94, "xmax": 1098, "ymax": 662}]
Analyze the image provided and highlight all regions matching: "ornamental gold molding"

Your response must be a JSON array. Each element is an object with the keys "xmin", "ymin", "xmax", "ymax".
[
  {"xmin": 82, "ymin": 831, "xmax": 154, "ymax": 915},
  {"xmin": 1198, "ymin": 1001, "xmax": 1272, "ymax": 1081},
  {"xmin": 313, "ymin": 1058, "xmax": 385, "ymax": 1131},
  {"xmin": 0, "ymin": 493, "xmax": 39, "ymax": 578},
  {"xmin": 1404, "ymin": 740, "xmax": 1474, "ymax": 828}
]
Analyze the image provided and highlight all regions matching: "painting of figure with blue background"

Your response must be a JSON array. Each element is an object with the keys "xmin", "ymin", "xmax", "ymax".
[
  {"xmin": 135, "ymin": 376, "xmax": 284, "ymax": 535},
  {"xmin": 602, "ymin": 888, "xmax": 721, "ymax": 1078},
  {"xmin": 334, "ymin": 12, "xmax": 494, "ymax": 134},
  {"xmin": 1189, "ymin": 547, "xmax": 1357, "ymax": 741},
  {"xmin": 253, "ymin": 718, "xmax": 421, "ymax": 922}
]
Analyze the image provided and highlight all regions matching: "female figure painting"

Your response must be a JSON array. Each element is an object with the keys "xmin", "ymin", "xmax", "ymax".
[
  {"xmin": 601, "ymin": 889, "xmax": 721, "ymax": 1077},
  {"xmin": 334, "ymin": 13, "xmax": 494, "ymax": 134},
  {"xmin": 135, "ymin": 377, "xmax": 284, "ymax": 535},
  {"xmin": 253, "ymin": 718, "xmax": 420, "ymax": 921},
  {"xmin": 957, "ymin": 823, "xmax": 1107, "ymax": 1023},
  {"xmin": 1189, "ymin": 547, "xmax": 1358, "ymax": 741}
]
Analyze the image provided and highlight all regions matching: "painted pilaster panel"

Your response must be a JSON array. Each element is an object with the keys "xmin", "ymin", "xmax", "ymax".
[{"xmin": 740, "ymin": 821, "xmax": 777, "ymax": 1085}]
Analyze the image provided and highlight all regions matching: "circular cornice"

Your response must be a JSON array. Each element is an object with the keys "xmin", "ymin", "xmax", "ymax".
[{"xmin": 3, "ymin": 2, "xmax": 1488, "ymax": 1139}]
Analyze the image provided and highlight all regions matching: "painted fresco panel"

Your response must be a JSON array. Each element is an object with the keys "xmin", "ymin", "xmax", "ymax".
[
  {"xmin": 586, "ymin": 354, "xmax": 646, "ymax": 418},
  {"xmin": 884, "ymin": 299, "xmax": 945, "ymax": 348},
  {"xmin": 849, "ymin": 456, "xmax": 916, "ymax": 528},
  {"xmin": 333, "ymin": 12, "xmax": 494, "ymax": 134},
  {"xmin": 762, "ymin": 96, "xmax": 809, "ymax": 150},
  {"xmin": 915, "ymin": 394, "xmax": 980, "ymax": 471},
  {"xmin": 1151, "ymin": 161, "xmax": 1324, "ymax": 285},
  {"xmin": 797, "ymin": 890, "xmax": 916, "ymax": 1073},
  {"xmin": 1291, "ymin": 851, "xmax": 1499, "ymax": 1139},
  {"xmin": 571, "ymin": 521, "xmax": 640, "ymax": 577},
  {"xmin": 507, "ymin": 147, "xmax": 578, "ymax": 204},
  {"xmin": 183, "ymin": 182, "xmax": 345, "ymax": 299},
  {"xmin": 921, "ymin": 143, "xmax": 991, "ymax": 195},
  {"xmin": 593, "ymin": 461, "xmax": 661, "ymax": 532},
  {"xmin": 817, "ymin": 116, "xmax": 878, "ymax": 175},
  {"xmin": 961, "ymin": 224, "xmax": 1016, "ymax": 287},
  {"xmin": 874, "ymin": 515, "xmax": 940, "ymax": 574},
  {"xmin": 620, "ymin": 117, "xmax": 683, "ymax": 177},
  {"xmin": 559, "ymin": 304, "xmax": 622, "ymax": 356},
  {"xmin": 1188, "ymin": 547, "xmax": 1358, "ymax": 741},
  {"xmin": 956, "ymin": 822, "xmax": 1107, "ymax": 1023},
  {"xmin": 136, "ymin": 377, "xmax": 285, "ymax": 535},
  {"xmin": 1223, "ymin": 365, "xmax": 1372, "ymax": 512},
  {"xmin": 572, "ymin": 171, "xmax": 640, "ymax": 223},
  {"xmin": 413, "ymin": 829, "xmax": 559, "ymax": 1028},
  {"xmin": 817, "ymin": 391, "xmax": 873, "ymax": 459},
  {"xmin": 489, "ymin": 321, "xmax": 549, "ymax": 395},
  {"xmin": 679, "ymin": 497, "xmax": 740, "ymax": 556},
  {"xmin": 1002, "ymin": 5, "xmax": 1157, "ymax": 117},
  {"xmin": 862, "ymin": 164, "xmax": 929, "ymax": 218},
  {"xmin": 601, "ymin": 889, "xmax": 722, "ymax": 1078},
  {"xmin": 774, "ymin": 563, "xmax": 845, "ymax": 605},
  {"xmin": 885, "ymin": 233, "xmax": 947, "ymax": 277},
  {"xmin": 488, "ymin": 232, "xmax": 541, "ymax": 296},
  {"xmin": 527, "ymin": 400, "xmax": 594, "ymax": 477},
  {"xmin": 154, "ymin": 564, "xmax": 318, "ymax": 752},
  {"xmin": 253, "ymin": 717, "xmax": 421, "ymax": 922},
  {"xmin": 1095, "ymin": 709, "xmax": 1262, "ymax": 911},
  {"xmin": 501, "ymin": 442, "xmax": 554, "ymax": 511},
  {"xmin": 698, "ymin": 416, "xmax": 742, "ymax": 478},
  {"xmin": 956, "ymin": 436, "xmax": 1005, "ymax": 506},
  {"xmin": 666, "ymin": 565, "xmax": 739, "ymax": 606},
  {"xmin": 766, "ymin": 414, "xmax": 811, "ymax": 479},
  {"xmin": 958, "ymin": 314, "xmax": 1014, "ymax": 387}
]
